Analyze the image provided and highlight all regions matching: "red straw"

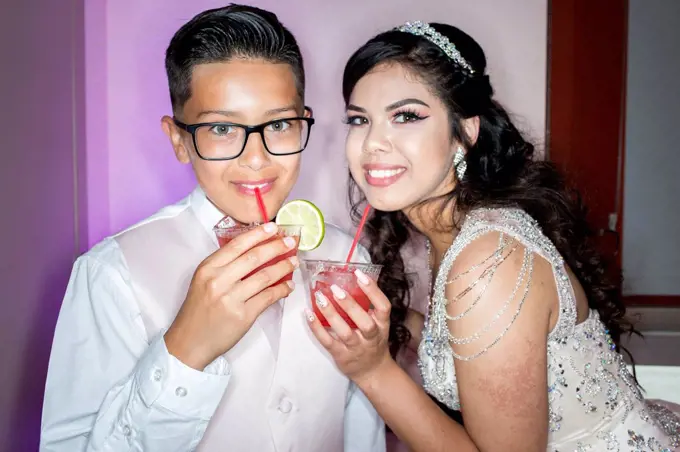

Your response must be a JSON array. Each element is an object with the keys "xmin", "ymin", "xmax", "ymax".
[
  {"xmin": 254, "ymin": 187, "xmax": 268, "ymax": 223},
  {"xmin": 345, "ymin": 204, "xmax": 371, "ymax": 263}
]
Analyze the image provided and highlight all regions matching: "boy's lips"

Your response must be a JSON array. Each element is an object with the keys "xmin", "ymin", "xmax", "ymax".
[{"xmin": 231, "ymin": 178, "xmax": 277, "ymax": 195}]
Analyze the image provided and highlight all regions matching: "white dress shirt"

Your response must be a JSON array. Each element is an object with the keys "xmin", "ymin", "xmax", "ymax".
[{"xmin": 40, "ymin": 187, "xmax": 385, "ymax": 452}]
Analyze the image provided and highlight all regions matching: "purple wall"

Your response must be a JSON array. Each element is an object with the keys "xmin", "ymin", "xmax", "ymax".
[
  {"xmin": 84, "ymin": 0, "xmax": 109, "ymax": 255},
  {"xmin": 0, "ymin": 1, "xmax": 86, "ymax": 450}
]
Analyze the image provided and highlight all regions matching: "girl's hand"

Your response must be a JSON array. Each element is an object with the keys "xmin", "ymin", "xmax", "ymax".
[{"xmin": 305, "ymin": 269, "xmax": 393, "ymax": 385}]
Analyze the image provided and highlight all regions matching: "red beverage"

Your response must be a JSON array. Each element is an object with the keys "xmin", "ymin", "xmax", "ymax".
[
  {"xmin": 215, "ymin": 224, "xmax": 301, "ymax": 286},
  {"xmin": 311, "ymin": 272, "xmax": 372, "ymax": 328},
  {"xmin": 301, "ymin": 260, "xmax": 382, "ymax": 329}
]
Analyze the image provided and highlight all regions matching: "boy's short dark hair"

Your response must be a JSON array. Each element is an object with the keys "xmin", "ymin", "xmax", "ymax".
[{"xmin": 165, "ymin": 4, "xmax": 305, "ymax": 113}]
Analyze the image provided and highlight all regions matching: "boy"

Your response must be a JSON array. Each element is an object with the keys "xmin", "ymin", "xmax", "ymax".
[{"xmin": 40, "ymin": 5, "xmax": 384, "ymax": 451}]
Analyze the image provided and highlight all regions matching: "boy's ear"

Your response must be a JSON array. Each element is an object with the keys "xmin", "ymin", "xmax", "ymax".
[{"xmin": 161, "ymin": 115, "xmax": 191, "ymax": 164}]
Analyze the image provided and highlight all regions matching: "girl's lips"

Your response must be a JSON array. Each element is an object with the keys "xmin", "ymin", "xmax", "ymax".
[{"xmin": 363, "ymin": 167, "xmax": 407, "ymax": 187}]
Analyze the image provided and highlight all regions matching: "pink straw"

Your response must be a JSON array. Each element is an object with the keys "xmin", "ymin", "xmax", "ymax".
[
  {"xmin": 345, "ymin": 204, "xmax": 371, "ymax": 263},
  {"xmin": 254, "ymin": 187, "xmax": 268, "ymax": 223}
]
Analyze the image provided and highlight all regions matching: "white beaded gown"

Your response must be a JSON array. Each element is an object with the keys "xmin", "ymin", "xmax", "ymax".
[{"xmin": 418, "ymin": 208, "xmax": 680, "ymax": 451}]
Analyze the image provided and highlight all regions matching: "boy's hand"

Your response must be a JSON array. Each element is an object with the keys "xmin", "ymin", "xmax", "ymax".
[{"xmin": 165, "ymin": 222, "xmax": 298, "ymax": 370}]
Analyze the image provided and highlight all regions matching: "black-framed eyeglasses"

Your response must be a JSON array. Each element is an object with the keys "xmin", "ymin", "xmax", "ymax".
[{"xmin": 173, "ymin": 113, "xmax": 315, "ymax": 161}]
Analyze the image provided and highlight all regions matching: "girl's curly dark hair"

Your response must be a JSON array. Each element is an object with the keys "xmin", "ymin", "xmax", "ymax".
[{"xmin": 343, "ymin": 23, "xmax": 639, "ymax": 361}]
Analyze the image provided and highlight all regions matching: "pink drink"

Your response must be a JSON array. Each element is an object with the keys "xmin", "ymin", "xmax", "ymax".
[
  {"xmin": 214, "ymin": 224, "xmax": 301, "ymax": 285},
  {"xmin": 301, "ymin": 260, "xmax": 382, "ymax": 329}
]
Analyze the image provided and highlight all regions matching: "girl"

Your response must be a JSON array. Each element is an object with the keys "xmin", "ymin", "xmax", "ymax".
[{"xmin": 306, "ymin": 21, "xmax": 680, "ymax": 451}]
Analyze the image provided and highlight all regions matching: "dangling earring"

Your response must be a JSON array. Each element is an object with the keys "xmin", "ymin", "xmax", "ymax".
[{"xmin": 453, "ymin": 146, "xmax": 467, "ymax": 180}]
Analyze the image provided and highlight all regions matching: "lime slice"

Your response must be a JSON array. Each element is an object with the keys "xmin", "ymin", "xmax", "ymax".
[{"xmin": 276, "ymin": 199, "xmax": 325, "ymax": 251}]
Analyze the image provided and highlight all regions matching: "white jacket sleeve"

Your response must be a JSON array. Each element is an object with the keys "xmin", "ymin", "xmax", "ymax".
[
  {"xmin": 342, "ymin": 244, "xmax": 386, "ymax": 451},
  {"xmin": 343, "ymin": 383, "xmax": 386, "ymax": 452},
  {"xmin": 40, "ymin": 244, "xmax": 230, "ymax": 452}
]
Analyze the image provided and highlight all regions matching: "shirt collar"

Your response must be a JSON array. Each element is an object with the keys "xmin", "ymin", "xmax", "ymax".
[{"xmin": 189, "ymin": 186, "xmax": 226, "ymax": 240}]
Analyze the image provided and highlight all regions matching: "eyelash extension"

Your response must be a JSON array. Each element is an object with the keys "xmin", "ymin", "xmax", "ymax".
[
  {"xmin": 392, "ymin": 108, "xmax": 429, "ymax": 122},
  {"xmin": 341, "ymin": 108, "xmax": 429, "ymax": 126}
]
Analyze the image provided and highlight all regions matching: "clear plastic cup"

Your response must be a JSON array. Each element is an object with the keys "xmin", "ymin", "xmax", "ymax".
[
  {"xmin": 214, "ymin": 223, "xmax": 302, "ymax": 285},
  {"xmin": 300, "ymin": 259, "xmax": 382, "ymax": 328}
]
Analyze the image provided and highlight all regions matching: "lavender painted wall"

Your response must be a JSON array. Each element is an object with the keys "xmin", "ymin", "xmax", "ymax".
[
  {"xmin": 84, "ymin": 0, "xmax": 109, "ymax": 255},
  {"xmin": 89, "ymin": 0, "xmax": 548, "ymax": 246},
  {"xmin": 0, "ymin": 1, "xmax": 85, "ymax": 450}
]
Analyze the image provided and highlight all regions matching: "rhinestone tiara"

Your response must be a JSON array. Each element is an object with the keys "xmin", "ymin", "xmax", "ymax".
[{"xmin": 395, "ymin": 21, "xmax": 474, "ymax": 74}]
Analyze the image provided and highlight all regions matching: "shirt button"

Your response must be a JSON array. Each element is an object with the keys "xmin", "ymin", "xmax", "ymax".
[
  {"xmin": 152, "ymin": 368, "xmax": 162, "ymax": 382},
  {"xmin": 122, "ymin": 424, "xmax": 131, "ymax": 437},
  {"xmin": 278, "ymin": 398, "xmax": 293, "ymax": 414},
  {"xmin": 175, "ymin": 386, "xmax": 188, "ymax": 397}
]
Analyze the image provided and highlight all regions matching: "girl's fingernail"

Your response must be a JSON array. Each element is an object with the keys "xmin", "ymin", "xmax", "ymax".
[
  {"xmin": 315, "ymin": 291, "xmax": 329, "ymax": 308},
  {"xmin": 303, "ymin": 308, "xmax": 315, "ymax": 323},
  {"xmin": 330, "ymin": 284, "xmax": 346, "ymax": 299},
  {"xmin": 354, "ymin": 269, "xmax": 370, "ymax": 285}
]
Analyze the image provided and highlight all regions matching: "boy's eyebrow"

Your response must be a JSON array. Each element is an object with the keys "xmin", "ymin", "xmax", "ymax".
[
  {"xmin": 196, "ymin": 105, "xmax": 300, "ymax": 120},
  {"xmin": 196, "ymin": 109, "xmax": 239, "ymax": 119},
  {"xmin": 264, "ymin": 105, "xmax": 299, "ymax": 116}
]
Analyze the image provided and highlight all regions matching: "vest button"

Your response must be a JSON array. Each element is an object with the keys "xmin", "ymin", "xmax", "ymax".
[
  {"xmin": 175, "ymin": 386, "xmax": 188, "ymax": 397},
  {"xmin": 278, "ymin": 398, "xmax": 293, "ymax": 414}
]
